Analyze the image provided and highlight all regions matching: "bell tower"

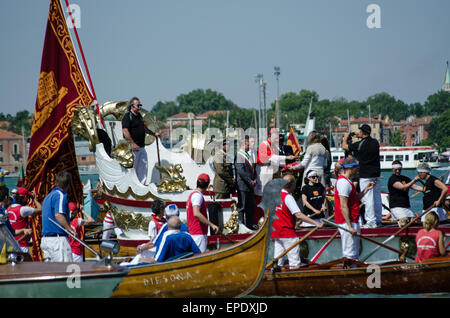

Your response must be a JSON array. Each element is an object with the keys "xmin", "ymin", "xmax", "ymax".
[{"xmin": 444, "ymin": 61, "xmax": 450, "ymax": 92}]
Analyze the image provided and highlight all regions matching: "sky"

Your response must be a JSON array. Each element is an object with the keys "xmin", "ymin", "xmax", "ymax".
[{"xmin": 1, "ymin": 0, "xmax": 449, "ymax": 116}]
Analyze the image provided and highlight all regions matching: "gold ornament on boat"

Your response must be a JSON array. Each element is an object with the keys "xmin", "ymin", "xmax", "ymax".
[
  {"xmin": 111, "ymin": 140, "xmax": 134, "ymax": 168},
  {"xmin": 155, "ymin": 164, "xmax": 187, "ymax": 193},
  {"xmin": 223, "ymin": 201, "xmax": 239, "ymax": 234},
  {"xmin": 71, "ymin": 100, "xmax": 160, "ymax": 167},
  {"xmin": 104, "ymin": 201, "xmax": 150, "ymax": 232}
]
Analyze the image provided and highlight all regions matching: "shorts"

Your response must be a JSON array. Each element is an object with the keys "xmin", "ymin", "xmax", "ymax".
[{"xmin": 41, "ymin": 236, "xmax": 73, "ymax": 262}]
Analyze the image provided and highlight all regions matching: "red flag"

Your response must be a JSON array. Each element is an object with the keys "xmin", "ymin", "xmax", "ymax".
[
  {"xmin": 24, "ymin": 0, "xmax": 94, "ymax": 261},
  {"xmin": 286, "ymin": 127, "xmax": 302, "ymax": 156}
]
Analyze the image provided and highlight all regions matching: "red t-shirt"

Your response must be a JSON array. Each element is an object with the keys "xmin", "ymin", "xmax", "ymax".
[
  {"xmin": 415, "ymin": 228, "xmax": 441, "ymax": 262},
  {"xmin": 186, "ymin": 191, "xmax": 208, "ymax": 235},
  {"xmin": 69, "ymin": 218, "xmax": 83, "ymax": 256},
  {"xmin": 334, "ymin": 175, "xmax": 360, "ymax": 224},
  {"xmin": 271, "ymin": 190, "xmax": 298, "ymax": 239}
]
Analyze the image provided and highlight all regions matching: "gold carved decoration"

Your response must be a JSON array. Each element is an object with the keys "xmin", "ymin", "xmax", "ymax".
[
  {"xmin": 71, "ymin": 100, "xmax": 160, "ymax": 168},
  {"xmin": 111, "ymin": 140, "xmax": 134, "ymax": 168},
  {"xmin": 103, "ymin": 201, "xmax": 150, "ymax": 232},
  {"xmin": 102, "ymin": 183, "xmax": 163, "ymax": 201},
  {"xmin": 223, "ymin": 201, "xmax": 239, "ymax": 234},
  {"xmin": 155, "ymin": 164, "xmax": 187, "ymax": 193}
]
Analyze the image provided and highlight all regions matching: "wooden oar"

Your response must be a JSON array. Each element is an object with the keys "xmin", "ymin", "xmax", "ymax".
[
  {"xmin": 322, "ymin": 219, "xmax": 413, "ymax": 259},
  {"xmin": 361, "ymin": 204, "xmax": 435, "ymax": 262},
  {"xmin": 265, "ymin": 214, "xmax": 334, "ymax": 270},
  {"xmin": 310, "ymin": 230, "xmax": 339, "ymax": 263},
  {"xmin": 85, "ymin": 226, "xmax": 118, "ymax": 237}
]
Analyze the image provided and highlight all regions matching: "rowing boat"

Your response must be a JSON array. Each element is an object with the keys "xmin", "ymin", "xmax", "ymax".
[
  {"xmin": 0, "ymin": 219, "xmax": 129, "ymax": 298},
  {"xmin": 110, "ymin": 178, "xmax": 285, "ymax": 298},
  {"xmin": 251, "ymin": 256, "xmax": 450, "ymax": 297}
]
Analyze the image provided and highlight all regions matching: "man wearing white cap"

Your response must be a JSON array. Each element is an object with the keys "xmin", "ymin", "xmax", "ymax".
[
  {"xmin": 416, "ymin": 163, "xmax": 448, "ymax": 222},
  {"xmin": 387, "ymin": 160, "xmax": 423, "ymax": 226}
]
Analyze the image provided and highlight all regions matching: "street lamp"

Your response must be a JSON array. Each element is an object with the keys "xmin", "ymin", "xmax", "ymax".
[
  {"xmin": 254, "ymin": 73, "xmax": 264, "ymax": 141},
  {"xmin": 274, "ymin": 66, "xmax": 280, "ymax": 129}
]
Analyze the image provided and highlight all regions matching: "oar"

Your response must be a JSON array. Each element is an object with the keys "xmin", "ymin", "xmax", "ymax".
[
  {"xmin": 310, "ymin": 230, "xmax": 339, "ymax": 263},
  {"xmin": 322, "ymin": 219, "xmax": 413, "ymax": 260},
  {"xmin": 48, "ymin": 217, "xmax": 102, "ymax": 260},
  {"xmin": 85, "ymin": 226, "xmax": 118, "ymax": 237},
  {"xmin": 361, "ymin": 204, "xmax": 434, "ymax": 262},
  {"xmin": 265, "ymin": 214, "xmax": 334, "ymax": 270}
]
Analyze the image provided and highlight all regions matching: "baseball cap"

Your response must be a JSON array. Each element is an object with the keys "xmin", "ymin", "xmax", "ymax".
[
  {"xmin": 16, "ymin": 187, "xmax": 31, "ymax": 197},
  {"xmin": 68, "ymin": 202, "xmax": 78, "ymax": 212},
  {"xmin": 197, "ymin": 173, "xmax": 210, "ymax": 183},
  {"xmin": 165, "ymin": 203, "xmax": 180, "ymax": 218},
  {"xmin": 359, "ymin": 124, "xmax": 371, "ymax": 135}
]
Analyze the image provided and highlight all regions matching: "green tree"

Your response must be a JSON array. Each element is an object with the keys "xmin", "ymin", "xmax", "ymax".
[
  {"xmin": 425, "ymin": 108, "xmax": 450, "ymax": 149},
  {"xmin": 389, "ymin": 130, "xmax": 404, "ymax": 146},
  {"xmin": 423, "ymin": 90, "xmax": 450, "ymax": 116}
]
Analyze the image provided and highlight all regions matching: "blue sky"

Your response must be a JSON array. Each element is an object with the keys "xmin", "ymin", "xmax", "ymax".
[{"xmin": 1, "ymin": 0, "xmax": 449, "ymax": 116}]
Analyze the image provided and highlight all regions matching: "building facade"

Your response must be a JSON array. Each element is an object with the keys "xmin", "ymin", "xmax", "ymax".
[{"xmin": 0, "ymin": 129, "xmax": 27, "ymax": 173}]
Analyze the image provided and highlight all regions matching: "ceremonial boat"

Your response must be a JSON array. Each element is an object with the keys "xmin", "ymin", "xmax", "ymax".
[
  {"xmin": 109, "ymin": 179, "xmax": 284, "ymax": 298},
  {"xmin": 73, "ymin": 103, "xmax": 258, "ymax": 245},
  {"xmin": 251, "ymin": 256, "xmax": 450, "ymax": 297}
]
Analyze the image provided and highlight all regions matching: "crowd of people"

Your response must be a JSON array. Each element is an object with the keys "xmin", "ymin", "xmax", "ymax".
[{"xmin": 0, "ymin": 99, "xmax": 448, "ymax": 268}]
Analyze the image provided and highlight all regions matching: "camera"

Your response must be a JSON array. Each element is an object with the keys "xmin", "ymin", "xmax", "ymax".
[{"xmin": 349, "ymin": 132, "xmax": 355, "ymax": 137}]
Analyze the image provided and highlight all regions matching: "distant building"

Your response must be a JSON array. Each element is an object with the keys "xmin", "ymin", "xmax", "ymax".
[
  {"xmin": 0, "ymin": 128, "xmax": 27, "ymax": 173},
  {"xmin": 74, "ymin": 136, "xmax": 97, "ymax": 174}
]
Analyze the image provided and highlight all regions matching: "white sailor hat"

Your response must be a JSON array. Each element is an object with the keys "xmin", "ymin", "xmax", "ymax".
[{"xmin": 165, "ymin": 204, "xmax": 179, "ymax": 218}]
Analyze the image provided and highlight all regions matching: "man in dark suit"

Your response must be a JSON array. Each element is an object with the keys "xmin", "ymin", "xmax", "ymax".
[{"xmin": 235, "ymin": 136, "xmax": 258, "ymax": 230}]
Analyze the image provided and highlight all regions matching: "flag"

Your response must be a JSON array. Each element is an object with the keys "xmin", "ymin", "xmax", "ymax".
[
  {"xmin": 286, "ymin": 127, "xmax": 302, "ymax": 156},
  {"xmin": 16, "ymin": 165, "xmax": 24, "ymax": 187},
  {"xmin": 24, "ymin": 0, "xmax": 94, "ymax": 261}
]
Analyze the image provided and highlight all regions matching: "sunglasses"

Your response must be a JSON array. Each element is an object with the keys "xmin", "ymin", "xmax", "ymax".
[{"xmin": 309, "ymin": 176, "xmax": 318, "ymax": 179}]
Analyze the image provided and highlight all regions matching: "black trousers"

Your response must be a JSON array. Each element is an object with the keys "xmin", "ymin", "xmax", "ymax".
[{"xmin": 237, "ymin": 190, "xmax": 256, "ymax": 228}]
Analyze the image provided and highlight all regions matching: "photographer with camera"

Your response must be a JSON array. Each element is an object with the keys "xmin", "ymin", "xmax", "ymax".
[{"xmin": 342, "ymin": 124, "xmax": 382, "ymax": 228}]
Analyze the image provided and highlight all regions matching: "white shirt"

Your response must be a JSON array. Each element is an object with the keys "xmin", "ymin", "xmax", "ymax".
[
  {"xmin": 336, "ymin": 178, "xmax": 353, "ymax": 198},
  {"xmin": 282, "ymin": 190, "xmax": 301, "ymax": 214},
  {"xmin": 9, "ymin": 203, "xmax": 35, "ymax": 218},
  {"xmin": 190, "ymin": 192, "xmax": 204, "ymax": 207},
  {"xmin": 148, "ymin": 220, "xmax": 158, "ymax": 238}
]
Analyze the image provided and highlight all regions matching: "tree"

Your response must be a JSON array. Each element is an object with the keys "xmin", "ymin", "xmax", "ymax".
[
  {"xmin": 389, "ymin": 130, "xmax": 404, "ymax": 146},
  {"xmin": 425, "ymin": 108, "xmax": 450, "ymax": 149},
  {"xmin": 423, "ymin": 90, "xmax": 450, "ymax": 116}
]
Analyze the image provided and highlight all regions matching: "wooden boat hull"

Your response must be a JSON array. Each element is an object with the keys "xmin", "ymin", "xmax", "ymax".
[
  {"xmin": 111, "ymin": 209, "xmax": 270, "ymax": 298},
  {"xmin": 0, "ymin": 261, "xmax": 128, "ymax": 298},
  {"xmin": 252, "ymin": 256, "xmax": 450, "ymax": 297}
]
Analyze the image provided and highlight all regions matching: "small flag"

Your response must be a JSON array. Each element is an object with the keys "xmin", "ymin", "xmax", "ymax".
[
  {"xmin": 287, "ymin": 127, "xmax": 302, "ymax": 156},
  {"xmin": 16, "ymin": 165, "xmax": 24, "ymax": 187}
]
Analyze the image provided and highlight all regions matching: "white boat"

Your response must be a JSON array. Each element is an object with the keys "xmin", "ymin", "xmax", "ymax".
[
  {"xmin": 330, "ymin": 146, "xmax": 440, "ymax": 170},
  {"xmin": 72, "ymin": 103, "xmax": 256, "ymax": 241}
]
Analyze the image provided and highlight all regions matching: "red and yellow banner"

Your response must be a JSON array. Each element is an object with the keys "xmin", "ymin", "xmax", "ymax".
[
  {"xmin": 25, "ymin": 0, "xmax": 93, "ymax": 261},
  {"xmin": 287, "ymin": 127, "xmax": 302, "ymax": 156}
]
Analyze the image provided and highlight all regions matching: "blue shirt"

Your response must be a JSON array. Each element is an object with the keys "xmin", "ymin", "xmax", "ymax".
[
  {"xmin": 154, "ymin": 230, "xmax": 201, "ymax": 262},
  {"xmin": 41, "ymin": 187, "xmax": 70, "ymax": 236},
  {"xmin": 0, "ymin": 206, "xmax": 14, "ymax": 234},
  {"xmin": 153, "ymin": 222, "xmax": 188, "ymax": 250}
]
